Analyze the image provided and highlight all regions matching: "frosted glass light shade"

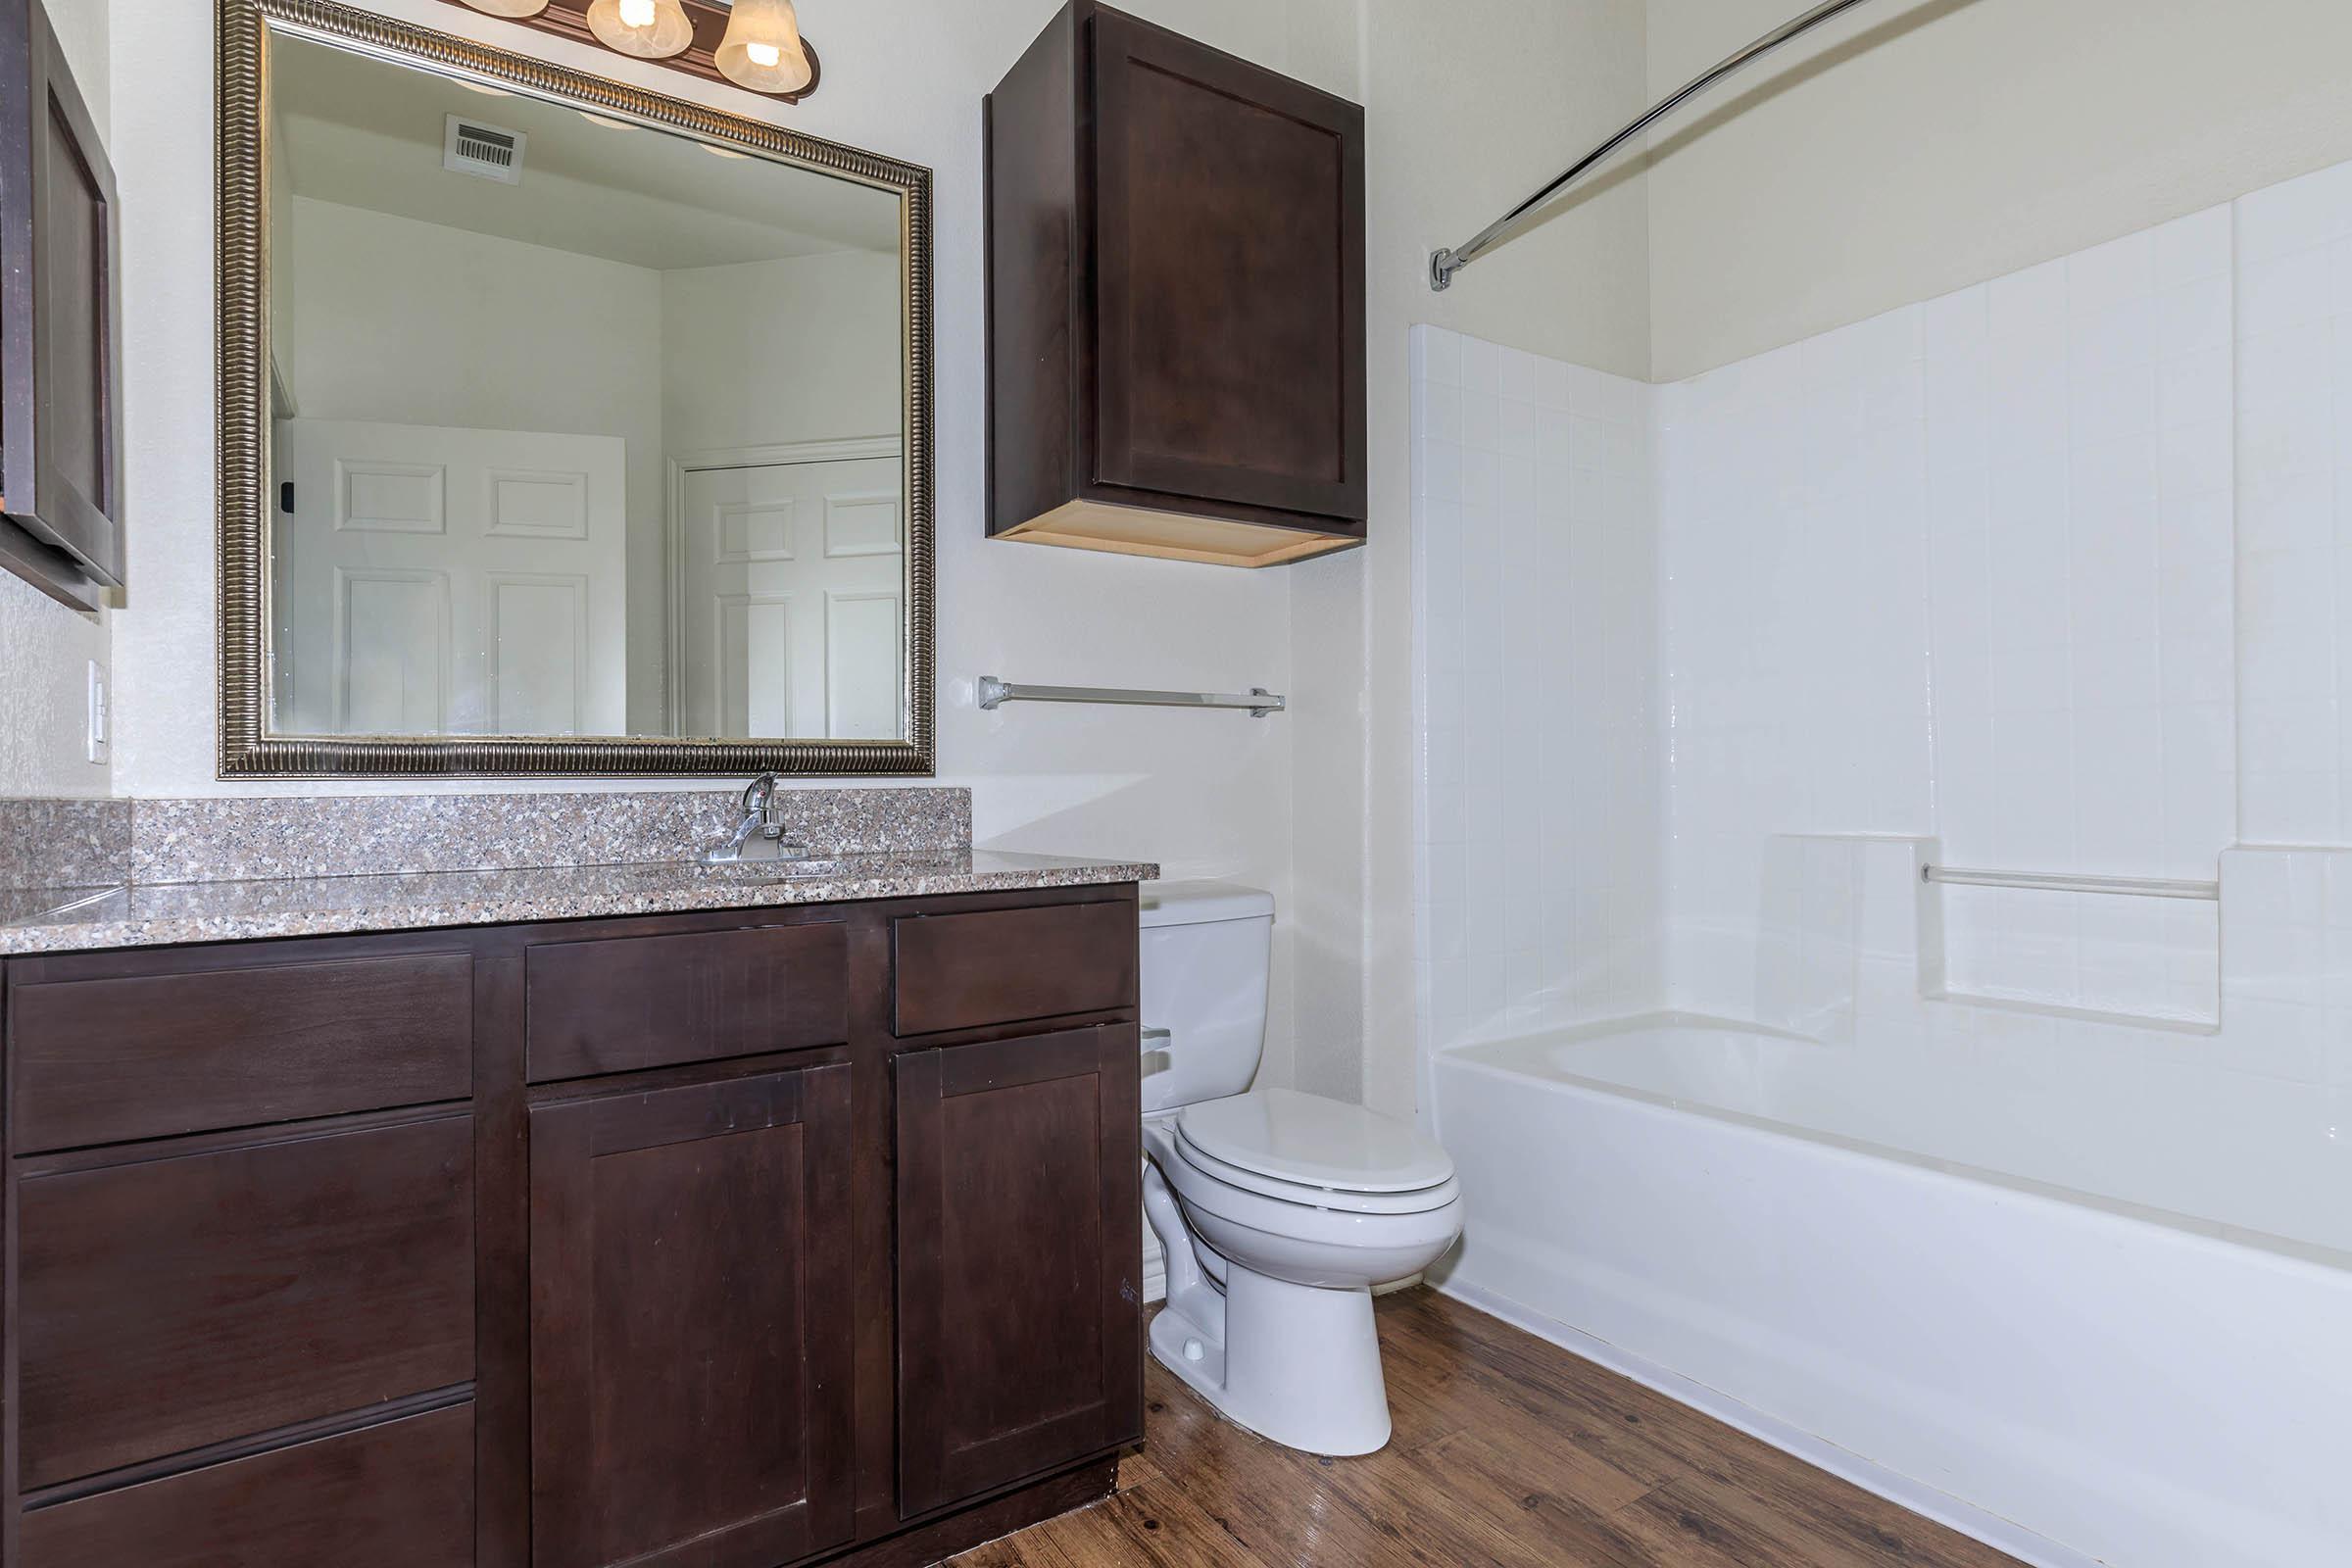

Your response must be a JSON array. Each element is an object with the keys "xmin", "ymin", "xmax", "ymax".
[
  {"xmin": 456, "ymin": 0, "xmax": 550, "ymax": 16},
  {"xmin": 585, "ymin": 0, "xmax": 695, "ymax": 59},
  {"xmin": 715, "ymin": 0, "xmax": 812, "ymax": 94}
]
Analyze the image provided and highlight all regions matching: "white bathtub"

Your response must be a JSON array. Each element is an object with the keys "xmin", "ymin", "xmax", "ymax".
[{"xmin": 1431, "ymin": 1014, "xmax": 2352, "ymax": 1568}]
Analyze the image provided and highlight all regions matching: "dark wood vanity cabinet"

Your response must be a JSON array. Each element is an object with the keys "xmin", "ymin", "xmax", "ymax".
[
  {"xmin": 896, "ymin": 1026, "xmax": 1142, "ymax": 1516},
  {"xmin": 0, "ymin": 883, "xmax": 1144, "ymax": 1568},
  {"xmin": 985, "ymin": 1, "xmax": 1366, "ymax": 568},
  {"xmin": 0, "ymin": 0, "xmax": 124, "ymax": 610},
  {"xmin": 529, "ymin": 1066, "xmax": 857, "ymax": 1568}
]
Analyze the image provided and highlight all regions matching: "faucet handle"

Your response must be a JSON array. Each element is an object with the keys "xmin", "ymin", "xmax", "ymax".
[{"xmin": 742, "ymin": 771, "xmax": 781, "ymax": 822}]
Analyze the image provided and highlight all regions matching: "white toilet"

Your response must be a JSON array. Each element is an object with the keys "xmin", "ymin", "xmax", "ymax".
[{"xmin": 1138, "ymin": 881, "xmax": 1464, "ymax": 1456}]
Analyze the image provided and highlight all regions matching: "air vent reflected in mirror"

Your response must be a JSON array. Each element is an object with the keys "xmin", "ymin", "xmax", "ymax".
[{"xmin": 442, "ymin": 114, "xmax": 525, "ymax": 183}]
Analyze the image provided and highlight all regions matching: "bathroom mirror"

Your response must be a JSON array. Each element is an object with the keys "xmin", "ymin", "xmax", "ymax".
[{"xmin": 217, "ymin": 0, "xmax": 932, "ymax": 776}]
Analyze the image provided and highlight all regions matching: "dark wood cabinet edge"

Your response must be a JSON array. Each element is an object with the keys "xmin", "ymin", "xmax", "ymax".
[
  {"xmin": 19, "ymin": 1384, "xmax": 475, "ymax": 1512},
  {"xmin": 980, "ymin": 86, "xmax": 1000, "ymax": 535},
  {"xmin": 520, "ymin": 906, "xmax": 852, "ymax": 956},
  {"xmin": 522, "ymin": 1044, "xmax": 855, "ymax": 1107},
  {"xmin": 12, "ymin": 1099, "xmax": 472, "ymax": 1177},
  {"xmin": 1086, "ymin": 0, "xmax": 1360, "ymax": 115},
  {"xmin": 4, "ymin": 927, "xmax": 486, "ymax": 985},
  {"xmin": 882, "ymin": 1005, "xmax": 1141, "ymax": 1053},
  {"xmin": 469, "ymin": 950, "xmax": 529, "ymax": 1568},
  {"xmin": 4, "ymin": 956, "xmax": 23, "ymax": 1568},
  {"xmin": 0, "ymin": 516, "xmax": 109, "ymax": 610},
  {"xmin": 842, "ymin": 1454, "xmax": 1119, "ymax": 1568}
]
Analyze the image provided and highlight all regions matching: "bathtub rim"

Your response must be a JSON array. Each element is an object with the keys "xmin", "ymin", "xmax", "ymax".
[{"xmin": 1435, "ymin": 1009, "xmax": 2352, "ymax": 1278}]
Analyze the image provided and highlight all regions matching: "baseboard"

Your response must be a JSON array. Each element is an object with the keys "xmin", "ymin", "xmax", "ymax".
[{"xmin": 1435, "ymin": 1280, "xmax": 2099, "ymax": 1568}]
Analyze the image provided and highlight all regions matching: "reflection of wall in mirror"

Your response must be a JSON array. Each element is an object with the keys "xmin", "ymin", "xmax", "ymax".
[
  {"xmin": 662, "ymin": 252, "xmax": 905, "ymax": 743},
  {"xmin": 279, "ymin": 196, "xmax": 665, "ymax": 731},
  {"xmin": 273, "ymin": 196, "xmax": 902, "ymax": 741}
]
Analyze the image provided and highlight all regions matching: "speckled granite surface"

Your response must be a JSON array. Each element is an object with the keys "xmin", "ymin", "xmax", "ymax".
[
  {"xmin": 0, "ymin": 850, "xmax": 1159, "ymax": 956},
  {"xmin": 126, "ymin": 788, "xmax": 973, "ymax": 883},
  {"xmin": 0, "ymin": 799, "xmax": 131, "ymax": 889}
]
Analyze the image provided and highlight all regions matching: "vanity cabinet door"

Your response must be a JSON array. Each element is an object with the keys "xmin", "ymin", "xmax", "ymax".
[
  {"xmin": 528, "ymin": 1064, "xmax": 856, "ymax": 1568},
  {"xmin": 895, "ymin": 1025, "xmax": 1143, "ymax": 1517}
]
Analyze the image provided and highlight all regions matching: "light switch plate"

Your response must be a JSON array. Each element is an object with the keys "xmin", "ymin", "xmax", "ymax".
[{"xmin": 85, "ymin": 660, "xmax": 109, "ymax": 764}]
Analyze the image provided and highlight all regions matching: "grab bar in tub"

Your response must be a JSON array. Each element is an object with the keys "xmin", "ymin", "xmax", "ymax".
[{"xmin": 1921, "ymin": 865, "xmax": 2219, "ymax": 902}]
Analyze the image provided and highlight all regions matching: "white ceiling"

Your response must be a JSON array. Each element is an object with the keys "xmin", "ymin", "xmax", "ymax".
[{"xmin": 270, "ymin": 29, "xmax": 902, "ymax": 272}]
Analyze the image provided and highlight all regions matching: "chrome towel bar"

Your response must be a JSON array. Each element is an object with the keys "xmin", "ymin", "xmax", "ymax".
[
  {"xmin": 1921, "ymin": 865, "xmax": 2219, "ymax": 902},
  {"xmin": 976, "ymin": 677, "xmax": 1286, "ymax": 718}
]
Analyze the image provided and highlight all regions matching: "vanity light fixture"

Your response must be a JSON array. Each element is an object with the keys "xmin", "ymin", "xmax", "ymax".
[
  {"xmin": 429, "ymin": 0, "xmax": 823, "ymax": 103},
  {"xmin": 715, "ymin": 0, "xmax": 810, "ymax": 94},
  {"xmin": 585, "ymin": 0, "xmax": 694, "ymax": 58}
]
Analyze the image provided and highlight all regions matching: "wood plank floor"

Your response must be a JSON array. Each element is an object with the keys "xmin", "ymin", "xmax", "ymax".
[{"xmin": 951, "ymin": 1288, "xmax": 2023, "ymax": 1568}]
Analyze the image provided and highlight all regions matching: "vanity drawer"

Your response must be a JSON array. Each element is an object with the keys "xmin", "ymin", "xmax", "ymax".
[
  {"xmin": 8, "ymin": 951, "xmax": 474, "ymax": 1153},
  {"xmin": 18, "ymin": 1115, "xmax": 475, "ymax": 1490},
  {"xmin": 525, "ymin": 920, "xmax": 850, "ymax": 1081},
  {"xmin": 892, "ymin": 901, "xmax": 1137, "ymax": 1036},
  {"xmin": 19, "ymin": 1402, "xmax": 474, "ymax": 1568}
]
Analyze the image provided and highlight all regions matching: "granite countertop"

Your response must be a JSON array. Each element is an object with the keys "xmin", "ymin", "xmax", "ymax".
[{"xmin": 0, "ymin": 849, "xmax": 1160, "ymax": 956}]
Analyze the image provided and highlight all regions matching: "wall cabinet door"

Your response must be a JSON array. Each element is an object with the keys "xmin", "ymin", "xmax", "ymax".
[
  {"xmin": 1088, "ymin": 8, "xmax": 1367, "ymax": 524},
  {"xmin": 0, "ymin": 0, "xmax": 123, "ymax": 608},
  {"xmin": 984, "ymin": 1, "xmax": 1366, "ymax": 568},
  {"xmin": 529, "ymin": 1065, "xmax": 856, "ymax": 1568},
  {"xmin": 895, "ymin": 1025, "xmax": 1143, "ymax": 1517}
]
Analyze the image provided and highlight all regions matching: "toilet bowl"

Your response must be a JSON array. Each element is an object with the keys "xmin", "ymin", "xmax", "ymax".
[{"xmin": 1138, "ymin": 883, "xmax": 1464, "ymax": 1456}]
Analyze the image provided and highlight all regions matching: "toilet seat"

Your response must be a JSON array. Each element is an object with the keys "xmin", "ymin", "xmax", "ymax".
[
  {"xmin": 1171, "ymin": 1132, "xmax": 1460, "ymax": 1215},
  {"xmin": 1170, "ymin": 1089, "xmax": 1458, "ymax": 1215}
]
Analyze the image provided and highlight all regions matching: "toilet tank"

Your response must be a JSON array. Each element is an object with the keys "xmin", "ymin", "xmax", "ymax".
[{"xmin": 1138, "ymin": 881, "xmax": 1275, "ymax": 1114}]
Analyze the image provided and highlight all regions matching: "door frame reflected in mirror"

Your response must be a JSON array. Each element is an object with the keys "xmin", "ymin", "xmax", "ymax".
[{"xmin": 217, "ymin": 0, "xmax": 934, "ymax": 777}]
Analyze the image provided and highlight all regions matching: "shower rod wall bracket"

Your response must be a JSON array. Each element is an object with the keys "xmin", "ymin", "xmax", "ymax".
[{"xmin": 1429, "ymin": 0, "xmax": 1880, "ymax": 290}]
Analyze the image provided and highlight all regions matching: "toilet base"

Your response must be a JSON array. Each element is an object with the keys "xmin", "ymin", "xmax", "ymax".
[{"xmin": 1150, "ymin": 1262, "xmax": 1394, "ymax": 1456}]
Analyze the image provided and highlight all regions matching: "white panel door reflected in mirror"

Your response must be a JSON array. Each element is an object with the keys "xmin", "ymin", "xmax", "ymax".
[{"xmin": 262, "ymin": 25, "xmax": 907, "ymax": 743}]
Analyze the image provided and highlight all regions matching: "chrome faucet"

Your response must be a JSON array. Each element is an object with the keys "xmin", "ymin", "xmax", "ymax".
[{"xmin": 705, "ymin": 772, "xmax": 812, "ymax": 864}]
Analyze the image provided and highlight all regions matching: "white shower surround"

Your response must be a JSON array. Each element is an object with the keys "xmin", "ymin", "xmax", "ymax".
[{"xmin": 1411, "ymin": 157, "xmax": 2352, "ymax": 1566}]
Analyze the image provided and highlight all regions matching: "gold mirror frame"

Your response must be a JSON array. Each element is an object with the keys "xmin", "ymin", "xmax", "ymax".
[{"xmin": 217, "ymin": 0, "xmax": 935, "ymax": 777}]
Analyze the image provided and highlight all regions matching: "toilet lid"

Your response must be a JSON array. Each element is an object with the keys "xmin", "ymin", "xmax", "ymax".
[{"xmin": 1175, "ymin": 1089, "xmax": 1455, "ymax": 1195}]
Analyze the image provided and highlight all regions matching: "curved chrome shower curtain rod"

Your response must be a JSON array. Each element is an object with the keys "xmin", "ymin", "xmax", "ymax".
[{"xmin": 1430, "ymin": 0, "xmax": 1882, "ymax": 291}]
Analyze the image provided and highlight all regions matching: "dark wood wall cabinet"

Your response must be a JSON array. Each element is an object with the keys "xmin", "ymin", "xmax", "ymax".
[
  {"xmin": 0, "ymin": 883, "xmax": 1146, "ymax": 1568},
  {"xmin": 0, "ymin": 0, "xmax": 123, "ymax": 610},
  {"xmin": 985, "ymin": 2, "xmax": 1366, "ymax": 568}
]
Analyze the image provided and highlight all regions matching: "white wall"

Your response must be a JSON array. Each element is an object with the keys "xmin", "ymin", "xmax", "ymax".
[
  {"xmin": 1347, "ymin": 0, "xmax": 1654, "ymax": 1116},
  {"xmin": 661, "ymin": 250, "xmax": 901, "ymax": 456},
  {"xmin": 283, "ymin": 198, "xmax": 670, "ymax": 729},
  {"xmin": 1643, "ymin": 0, "xmax": 2352, "ymax": 381},
  {"xmin": 2233, "ymin": 162, "xmax": 2352, "ymax": 846},
  {"xmin": 1411, "ymin": 327, "xmax": 1664, "ymax": 1055},
  {"xmin": 0, "ymin": 0, "xmax": 111, "ymax": 798}
]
